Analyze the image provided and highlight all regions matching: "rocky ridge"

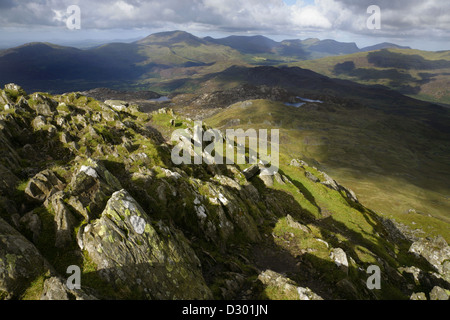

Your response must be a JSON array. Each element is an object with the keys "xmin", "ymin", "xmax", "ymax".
[{"xmin": 0, "ymin": 83, "xmax": 449, "ymax": 300}]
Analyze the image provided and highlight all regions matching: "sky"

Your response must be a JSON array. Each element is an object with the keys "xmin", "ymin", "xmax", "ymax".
[{"xmin": 0, "ymin": 0, "xmax": 449, "ymax": 51}]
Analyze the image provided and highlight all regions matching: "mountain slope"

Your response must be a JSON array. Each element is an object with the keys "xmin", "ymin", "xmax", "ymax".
[
  {"xmin": 305, "ymin": 39, "xmax": 360, "ymax": 56},
  {"xmin": 0, "ymin": 31, "xmax": 439, "ymax": 96},
  {"xmin": 293, "ymin": 48, "xmax": 450, "ymax": 105},
  {"xmin": 205, "ymin": 35, "xmax": 280, "ymax": 54},
  {"xmin": 0, "ymin": 31, "xmax": 247, "ymax": 93},
  {"xmin": 201, "ymin": 97, "xmax": 450, "ymax": 228},
  {"xmin": 360, "ymin": 42, "xmax": 411, "ymax": 52},
  {"xmin": 0, "ymin": 84, "xmax": 449, "ymax": 300},
  {"xmin": 137, "ymin": 30, "xmax": 209, "ymax": 46},
  {"xmin": 153, "ymin": 64, "xmax": 447, "ymax": 115},
  {"xmin": 155, "ymin": 65, "xmax": 450, "ymax": 231}
]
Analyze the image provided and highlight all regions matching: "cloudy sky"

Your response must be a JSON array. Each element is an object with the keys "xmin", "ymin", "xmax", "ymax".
[{"xmin": 0, "ymin": 0, "xmax": 449, "ymax": 50}]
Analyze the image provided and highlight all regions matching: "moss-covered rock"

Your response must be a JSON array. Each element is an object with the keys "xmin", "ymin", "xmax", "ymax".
[
  {"xmin": 81, "ymin": 189, "xmax": 212, "ymax": 299},
  {"xmin": 40, "ymin": 276, "xmax": 98, "ymax": 300},
  {"xmin": 25, "ymin": 169, "xmax": 65, "ymax": 203},
  {"xmin": 0, "ymin": 217, "xmax": 51, "ymax": 299},
  {"xmin": 258, "ymin": 270, "xmax": 323, "ymax": 300},
  {"xmin": 0, "ymin": 87, "xmax": 448, "ymax": 301},
  {"xmin": 67, "ymin": 158, "xmax": 122, "ymax": 221}
]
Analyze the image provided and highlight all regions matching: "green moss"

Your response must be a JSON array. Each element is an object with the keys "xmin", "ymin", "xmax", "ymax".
[
  {"xmin": 263, "ymin": 285, "xmax": 299, "ymax": 300},
  {"xmin": 20, "ymin": 273, "xmax": 49, "ymax": 300},
  {"xmin": 0, "ymin": 290, "xmax": 8, "ymax": 300},
  {"xmin": 4, "ymin": 89, "xmax": 20, "ymax": 103},
  {"xmin": 80, "ymin": 250, "xmax": 121, "ymax": 299},
  {"xmin": 56, "ymin": 103, "xmax": 71, "ymax": 113}
]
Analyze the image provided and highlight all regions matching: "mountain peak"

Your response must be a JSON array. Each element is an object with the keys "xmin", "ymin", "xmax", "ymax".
[
  {"xmin": 360, "ymin": 42, "xmax": 412, "ymax": 52},
  {"xmin": 205, "ymin": 34, "xmax": 279, "ymax": 54},
  {"xmin": 135, "ymin": 30, "xmax": 205, "ymax": 46}
]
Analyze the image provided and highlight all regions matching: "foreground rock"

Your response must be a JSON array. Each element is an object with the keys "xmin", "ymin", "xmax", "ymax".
[
  {"xmin": 67, "ymin": 158, "xmax": 122, "ymax": 221},
  {"xmin": 409, "ymin": 236, "xmax": 450, "ymax": 281},
  {"xmin": 258, "ymin": 270, "xmax": 322, "ymax": 300},
  {"xmin": 0, "ymin": 217, "xmax": 50, "ymax": 299},
  {"xmin": 80, "ymin": 189, "xmax": 212, "ymax": 299},
  {"xmin": 40, "ymin": 276, "xmax": 98, "ymax": 300},
  {"xmin": 25, "ymin": 169, "xmax": 65, "ymax": 202}
]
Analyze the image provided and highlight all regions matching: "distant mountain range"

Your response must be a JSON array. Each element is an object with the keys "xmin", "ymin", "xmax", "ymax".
[
  {"xmin": 1, "ymin": 31, "xmax": 450, "ymax": 302},
  {"xmin": 204, "ymin": 34, "xmax": 409, "ymax": 57},
  {"xmin": 0, "ymin": 30, "xmax": 414, "ymax": 93}
]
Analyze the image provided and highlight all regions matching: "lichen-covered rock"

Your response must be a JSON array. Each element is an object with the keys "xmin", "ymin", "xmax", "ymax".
[
  {"xmin": 290, "ymin": 159, "xmax": 308, "ymax": 168},
  {"xmin": 46, "ymin": 192, "xmax": 77, "ymax": 248},
  {"xmin": 35, "ymin": 104, "xmax": 54, "ymax": 117},
  {"xmin": 0, "ymin": 217, "xmax": 50, "ymax": 299},
  {"xmin": 206, "ymin": 182, "xmax": 261, "ymax": 243},
  {"xmin": 429, "ymin": 286, "xmax": 449, "ymax": 300},
  {"xmin": 4, "ymin": 84, "xmax": 26, "ymax": 97},
  {"xmin": 31, "ymin": 115, "xmax": 47, "ymax": 130},
  {"xmin": 409, "ymin": 236, "xmax": 450, "ymax": 276},
  {"xmin": 398, "ymin": 266, "xmax": 422, "ymax": 285},
  {"xmin": 104, "ymin": 100, "xmax": 128, "ymax": 112},
  {"xmin": 60, "ymin": 132, "xmax": 72, "ymax": 144},
  {"xmin": 273, "ymin": 172, "xmax": 285, "ymax": 185},
  {"xmin": 340, "ymin": 186, "xmax": 359, "ymax": 203},
  {"xmin": 290, "ymin": 159, "xmax": 358, "ymax": 202},
  {"xmin": 67, "ymin": 158, "xmax": 122, "ymax": 220},
  {"xmin": 40, "ymin": 276, "xmax": 98, "ymax": 300},
  {"xmin": 410, "ymin": 292, "xmax": 427, "ymax": 300},
  {"xmin": 286, "ymin": 214, "xmax": 310, "ymax": 233},
  {"xmin": 330, "ymin": 248, "xmax": 349, "ymax": 274},
  {"xmin": 0, "ymin": 196, "xmax": 17, "ymax": 219},
  {"xmin": 319, "ymin": 171, "xmax": 340, "ymax": 191},
  {"xmin": 18, "ymin": 211, "xmax": 41, "ymax": 243},
  {"xmin": 305, "ymin": 171, "xmax": 319, "ymax": 183},
  {"xmin": 29, "ymin": 93, "xmax": 58, "ymax": 116},
  {"xmin": 81, "ymin": 189, "xmax": 212, "ymax": 299},
  {"xmin": 259, "ymin": 171, "xmax": 274, "ymax": 187},
  {"xmin": 0, "ymin": 163, "xmax": 19, "ymax": 198},
  {"xmin": 0, "ymin": 92, "xmax": 10, "ymax": 106},
  {"xmin": 25, "ymin": 169, "xmax": 65, "ymax": 202},
  {"xmin": 258, "ymin": 269, "xmax": 322, "ymax": 300},
  {"xmin": 242, "ymin": 165, "xmax": 260, "ymax": 180}
]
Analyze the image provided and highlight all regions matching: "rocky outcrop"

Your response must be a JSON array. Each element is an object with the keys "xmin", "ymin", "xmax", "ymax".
[
  {"xmin": 0, "ymin": 217, "xmax": 50, "ymax": 299},
  {"xmin": 409, "ymin": 236, "xmax": 450, "ymax": 281},
  {"xmin": 1, "ymin": 85, "xmax": 449, "ymax": 301},
  {"xmin": 429, "ymin": 286, "xmax": 449, "ymax": 300},
  {"xmin": 80, "ymin": 189, "xmax": 212, "ymax": 299},
  {"xmin": 189, "ymin": 84, "xmax": 296, "ymax": 109},
  {"xmin": 67, "ymin": 158, "xmax": 122, "ymax": 221},
  {"xmin": 330, "ymin": 248, "xmax": 349, "ymax": 274},
  {"xmin": 0, "ymin": 164, "xmax": 19, "ymax": 198},
  {"xmin": 285, "ymin": 214, "xmax": 310, "ymax": 233},
  {"xmin": 25, "ymin": 169, "xmax": 65, "ymax": 202},
  {"xmin": 290, "ymin": 159, "xmax": 358, "ymax": 203},
  {"xmin": 40, "ymin": 276, "xmax": 98, "ymax": 300},
  {"xmin": 242, "ymin": 165, "xmax": 260, "ymax": 180},
  {"xmin": 410, "ymin": 292, "xmax": 427, "ymax": 300},
  {"xmin": 258, "ymin": 270, "xmax": 323, "ymax": 300},
  {"xmin": 46, "ymin": 192, "xmax": 77, "ymax": 248}
]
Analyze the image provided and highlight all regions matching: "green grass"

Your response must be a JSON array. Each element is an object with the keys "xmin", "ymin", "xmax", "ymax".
[
  {"xmin": 203, "ymin": 99, "xmax": 450, "ymax": 243},
  {"xmin": 20, "ymin": 273, "xmax": 49, "ymax": 300},
  {"xmin": 291, "ymin": 48, "xmax": 450, "ymax": 105}
]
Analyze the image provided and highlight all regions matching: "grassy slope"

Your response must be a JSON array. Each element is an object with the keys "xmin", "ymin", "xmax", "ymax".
[
  {"xmin": 204, "ymin": 99, "xmax": 450, "ymax": 242},
  {"xmin": 1, "ymin": 87, "xmax": 446, "ymax": 300},
  {"xmin": 290, "ymin": 49, "xmax": 450, "ymax": 105},
  {"xmin": 151, "ymin": 110, "xmax": 436, "ymax": 300}
]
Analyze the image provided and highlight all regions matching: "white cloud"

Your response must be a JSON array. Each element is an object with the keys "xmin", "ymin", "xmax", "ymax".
[
  {"xmin": 290, "ymin": 4, "xmax": 332, "ymax": 29},
  {"xmin": 0, "ymin": 0, "xmax": 448, "ymax": 49}
]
